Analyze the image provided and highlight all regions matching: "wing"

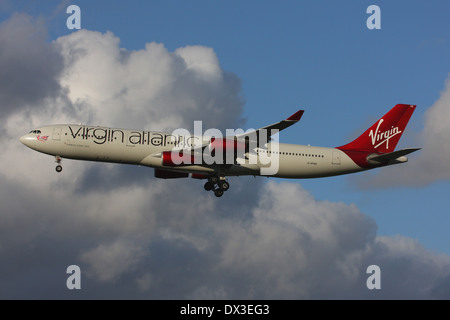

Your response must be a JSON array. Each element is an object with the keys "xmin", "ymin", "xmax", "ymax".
[
  {"xmin": 146, "ymin": 109, "xmax": 305, "ymax": 169},
  {"xmin": 169, "ymin": 109, "xmax": 305, "ymax": 156},
  {"xmin": 236, "ymin": 109, "xmax": 304, "ymax": 142}
]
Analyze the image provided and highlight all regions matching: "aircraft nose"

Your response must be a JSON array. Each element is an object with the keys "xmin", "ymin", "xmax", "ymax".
[
  {"xmin": 20, "ymin": 134, "xmax": 34, "ymax": 147},
  {"xmin": 19, "ymin": 134, "xmax": 27, "ymax": 145}
]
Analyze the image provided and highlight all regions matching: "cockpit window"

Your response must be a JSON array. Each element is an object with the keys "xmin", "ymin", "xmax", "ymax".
[{"xmin": 29, "ymin": 130, "xmax": 42, "ymax": 134}]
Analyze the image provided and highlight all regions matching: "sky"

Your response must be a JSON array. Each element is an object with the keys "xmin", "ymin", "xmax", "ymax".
[{"xmin": 0, "ymin": 0, "xmax": 450, "ymax": 299}]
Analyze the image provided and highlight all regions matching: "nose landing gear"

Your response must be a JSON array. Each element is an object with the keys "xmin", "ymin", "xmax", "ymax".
[
  {"xmin": 55, "ymin": 156, "xmax": 62, "ymax": 172},
  {"xmin": 204, "ymin": 175, "xmax": 230, "ymax": 197}
]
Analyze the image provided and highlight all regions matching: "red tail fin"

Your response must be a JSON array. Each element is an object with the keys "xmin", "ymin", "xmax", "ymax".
[{"xmin": 337, "ymin": 104, "xmax": 416, "ymax": 153}]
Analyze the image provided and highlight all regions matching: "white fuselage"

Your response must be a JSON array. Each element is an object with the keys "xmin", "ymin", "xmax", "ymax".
[{"xmin": 20, "ymin": 124, "xmax": 363, "ymax": 178}]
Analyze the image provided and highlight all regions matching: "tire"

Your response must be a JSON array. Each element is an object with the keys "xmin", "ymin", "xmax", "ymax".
[
  {"xmin": 214, "ymin": 189, "xmax": 224, "ymax": 198},
  {"xmin": 209, "ymin": 176, "xmax": 219, "ymax": 184},
  {"xmin": 218, "ymin": 180, "xmax": 229, "ymax": 191},
  {"xmin": 56, "ymin": 165, "xmax": 62, "ymax": 173},
  {"xmin": 204, "ymin": 181, "xmax": 214, "ymax": 191}
]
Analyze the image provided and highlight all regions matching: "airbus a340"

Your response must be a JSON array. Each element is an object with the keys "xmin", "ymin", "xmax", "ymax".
[{"xmin": 20, "ymin": 104, "xmax": 419, "ymax": 197}]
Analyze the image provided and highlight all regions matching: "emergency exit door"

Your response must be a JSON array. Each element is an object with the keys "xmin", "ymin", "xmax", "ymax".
[
  {"xmin": 52, "ymin": 127, "xmax": 61, "ymax": 141},
  {"xmin": 332, "ymin": 150, "xmax": 341, "ymax": 165}
]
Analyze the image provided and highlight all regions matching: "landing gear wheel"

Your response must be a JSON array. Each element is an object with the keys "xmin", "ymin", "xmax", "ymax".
[
  {"xmin": 218, "ymin": 180, "xmax": 229, "ymax": 191},
  {"xmin": 205, "ymin": 175, "xmax": 230, "ymax": 197},
  {"xmin": 209, "ymin": 176, "xmax": 219, "ymax": 184},
  {"xmin": 55, "ymin": 156, "xmax": 62, "ymax": 173},
  {"xmin": 204, "ymin": 181, "xmax": 214, "ymax": 191}
]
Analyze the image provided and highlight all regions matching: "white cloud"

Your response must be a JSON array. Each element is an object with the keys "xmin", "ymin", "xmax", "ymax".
[
  {"xmin": 80, "ymin": 240, "xmax": 147, "ymax": 282},
  {"xmin": 175, "ymin": 45, "xmax": 222, "ymax": 81},
  {"xmin": 213, "ymin": 182, "xmax": 450, "ymax": 299},
  {"xmin": 54, "ymin": 30, "xmax": 244, "ymax": 131}
]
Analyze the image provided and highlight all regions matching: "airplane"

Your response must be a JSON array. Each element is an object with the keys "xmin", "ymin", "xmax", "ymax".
[{"xmin": 20, "ymin": 104, "xmax": 420, "ymax": 197}]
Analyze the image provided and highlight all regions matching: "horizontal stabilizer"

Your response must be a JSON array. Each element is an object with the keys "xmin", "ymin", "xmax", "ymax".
[{"xmin": 367, "ymin": 148, "xmax": 421, "ymax": 164}]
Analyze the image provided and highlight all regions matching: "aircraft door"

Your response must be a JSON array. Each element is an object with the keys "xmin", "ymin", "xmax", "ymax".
[
  {"xmin": 52, "ymin": 127, "xmax": 62, "ymax": 141},
  {"xmin": 332, "ymin": 150, "xmax": 340, "ymax": 165}
]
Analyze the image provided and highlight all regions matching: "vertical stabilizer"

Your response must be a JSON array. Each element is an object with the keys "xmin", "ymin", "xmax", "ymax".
[{"xmin": 337, "ymin": 104, "xmax": 416, "ymax": 154}]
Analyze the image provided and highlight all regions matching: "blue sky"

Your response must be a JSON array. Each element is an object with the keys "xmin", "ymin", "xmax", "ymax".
[{"xmin": 1, "ymin": 1, "xmax": 450, "ymax": 299}]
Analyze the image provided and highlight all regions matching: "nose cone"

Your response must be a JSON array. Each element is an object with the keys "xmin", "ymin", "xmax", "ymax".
[
  {"xmin": 20, "ymin": 134, "xmax": 35, "ymax": 147},
  {"xmin": 19, "ymin": 134, "xmax": 27, "ymax": 145}
]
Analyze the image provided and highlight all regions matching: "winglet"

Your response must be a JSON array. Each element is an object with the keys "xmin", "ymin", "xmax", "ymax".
[{"xmin": 286, "ymin": 110, "xmax": 304, "ymax": 121}]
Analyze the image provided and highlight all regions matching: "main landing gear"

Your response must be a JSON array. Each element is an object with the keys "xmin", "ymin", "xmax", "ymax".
[
  {"xmin": 55, "ymin": 156, "xmax": 62, "ymax": 172},
  {"xmin": 204, "ymin": 175, "xmax": 230, "ymax": 198}
]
